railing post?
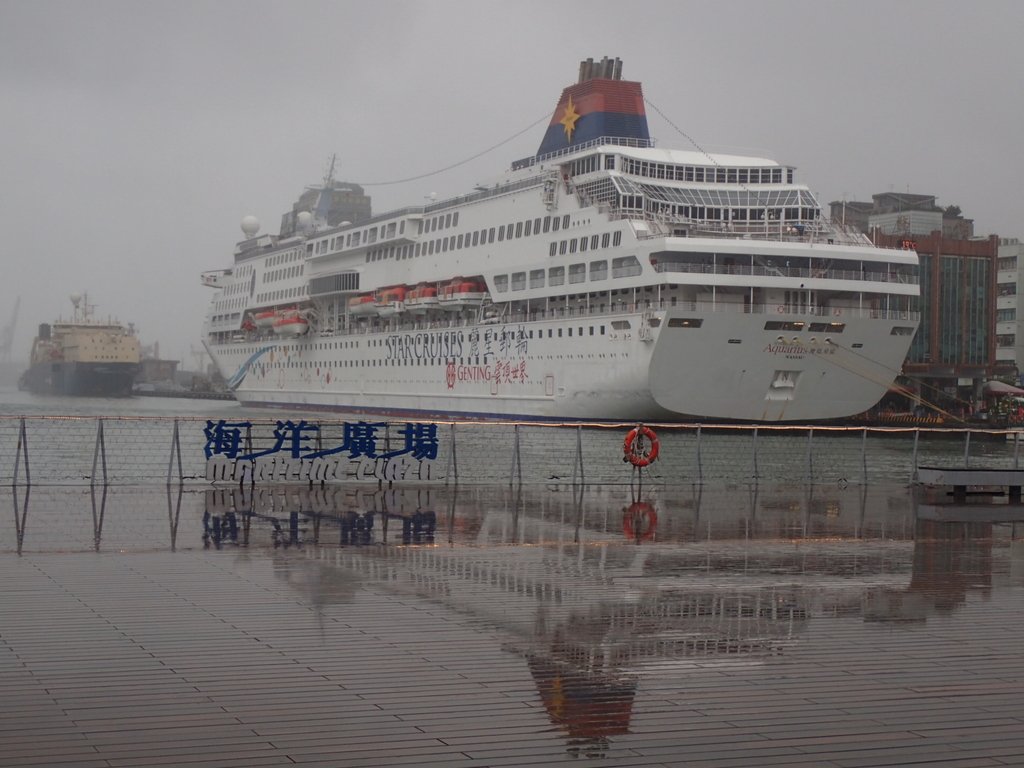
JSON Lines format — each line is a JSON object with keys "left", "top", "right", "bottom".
{"left": 445, "top": 422, "right": 458, "bottom": 485}
{"left": 752, "top": 427, "right": 759, "bottom": 480}
{"left": 570, "top": 425, "right": 585, "bottom": 486}
{"left": 91, "top": 419, "right": 107, "bottom": 487}
{"left": 1015, "top": 431, "right": 1020, "bottom": 470}
{"left": 806, "top": 427, "right": 814, "bottom": 484}
{"left": 862, "top": 428, "right": 868, "bottom": 486}
{"left": 696, "top": 426, "right": 703, "bottom": 483}
{"left": 509, "top": 424, "right": 522, "bottom": 486}
{"left": 910, "top": 428, "right": 920, "bottom": 485}
{"left": 167, "top": 419, "right": 183, "bottom": 485}
{"left": 963, "top": 430, "right": 971, "bottom": 469}
{"left": 13, "top": 417, "right": 30, "bottom": 487}
{"left": 383, "top": 422, "right": 393, "bottom": 490}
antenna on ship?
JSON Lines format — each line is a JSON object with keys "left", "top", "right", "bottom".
{"left": 70, "top": 293, "right": 83, "bottom": 322}
{"left": 323, "top": 154, "right": 337, "bottom": 188}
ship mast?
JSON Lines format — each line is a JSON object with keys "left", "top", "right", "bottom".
{"left": 322, "top": 154, "right": 337, "bottom": 188}
{"left": 69, "top": 292, "right": 98, "bottom": 324}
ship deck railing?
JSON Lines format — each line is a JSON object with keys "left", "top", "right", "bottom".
{"left": 617, "top": 213, "right": 886, "bottom": 249}
{"left": 512, "top": 136, "right": 657, "bottom": 170}
{"left": 651, "top": 261, "right": 920, "bottom": 286}
{"left": 237, "top": 301, "right": 919, "bottom": 343}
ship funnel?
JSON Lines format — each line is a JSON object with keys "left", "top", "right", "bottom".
{"left": 535, "top": 56, "right": 649, "bottom": 158}
{"left": 577, "top": 56, "right": 623, "bottom": 82}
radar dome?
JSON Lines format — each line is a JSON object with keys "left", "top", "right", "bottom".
{"left": 240, "top": 215, "right": 260, "bottom": 238}
{"left": 296, "top": 211, "right": 314, "bottom": 234}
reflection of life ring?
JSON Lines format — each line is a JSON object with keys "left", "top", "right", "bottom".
{"left": 833, "top": 308, "right": 842, "bottom": 316}
{"left": 623, "top": 502, "right": 657, "bottom": 540}
{"left": 777, "top": 305, "right": 785, "bottom": 313}
{"left": 623, "top": 425, "right": 660, "bottom": 467}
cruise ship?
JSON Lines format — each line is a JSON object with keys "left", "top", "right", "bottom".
{"left": 202, "top": 57, "right": 920, "bottom": 422}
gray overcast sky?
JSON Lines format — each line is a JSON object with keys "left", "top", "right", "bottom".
{"left": 1, "top": 0, "right": 1021, "bottom": 365}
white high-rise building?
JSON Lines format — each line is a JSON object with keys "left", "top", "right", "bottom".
{"left": 997, "top": 237, "right": 1024, "bottom": 383}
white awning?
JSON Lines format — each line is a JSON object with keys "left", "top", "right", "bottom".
{"left": 983, "top": 380, "right": 1024, "bottom": 395}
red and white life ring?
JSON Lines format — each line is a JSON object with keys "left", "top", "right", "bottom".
{"left": 623, "top": 425, "right": 660, "bottom": 467}
{"left": 623, "top": 502, "right": 657, "bottom": 541}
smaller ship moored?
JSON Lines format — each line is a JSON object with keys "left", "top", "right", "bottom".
{"left": 18, "top": 293, "right": 141, "bottom": 397}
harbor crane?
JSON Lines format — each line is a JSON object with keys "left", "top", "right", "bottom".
{"left": 0, "top": 296, "right": 20, "bottom": 363}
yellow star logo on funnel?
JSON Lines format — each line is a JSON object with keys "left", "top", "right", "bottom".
{"left": 560, "top": 96, "right": 581, "bottom": 142}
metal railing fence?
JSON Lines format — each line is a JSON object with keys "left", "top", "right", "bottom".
{"left": 3, "top": 415, "right": 1022, "bottom": 488}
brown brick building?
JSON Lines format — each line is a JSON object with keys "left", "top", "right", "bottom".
{"left": 872, "top": 230, "right": 1004, "bottom": 410}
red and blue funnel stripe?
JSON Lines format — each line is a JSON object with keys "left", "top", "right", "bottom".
{"left": 536, "top": 78, "right": 649, "bottom": 157}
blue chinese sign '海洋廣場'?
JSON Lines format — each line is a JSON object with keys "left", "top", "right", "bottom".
{"left": 203, "top": 420, "right": 439, "bottom": 462}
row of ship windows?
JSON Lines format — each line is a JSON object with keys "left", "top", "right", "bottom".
{"left": 256, "top": 286, "right": 306, "bottom": 303}
{"left": 618, "top": 158, "right": 791, "bottom": 185}
{"left": 229, "top": 323, "right": 632, "bottom": 357}
{"left": 342, "top": 220, "right": 405, "bottom": 250}
{"left": 223, "top": 279, "right": 249, "bottom": 296}
{"left": 315, "top": 218, "right": 415, "bottom": 255}
{"left": 308, "top": 177, "right": 625, "bottom": 258}
{"left": 213, "top": 297, "right": 247, "bottom": 312}
{"left": 422, "top": 211, "right": 459, "bottom": 234}
{"left": 255, "top": 349, "right": 633, "bottom": 370}
{"left": 263, "top": 264, "right": 304, "bottom": 283}
{"left": 548, "top": 232, "right": 623, "bottom": 258}
{"left": 365, "top": 214, "right": 583, "bottom": 263}
{"left": 643, "top": 204, "right": 817, "bottom": 222}
{"left": 494, "top": 254, "right": 640, "bottom": 292}
{"left": 267, "top": 249, "right": 303, "bottom": 267}
{"left": 233, "top": 340, "right": 363, "bottom": 356}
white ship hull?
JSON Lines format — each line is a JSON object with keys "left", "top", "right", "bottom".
{"left": 209, "top": 304, "right": 910, "bottom": 421}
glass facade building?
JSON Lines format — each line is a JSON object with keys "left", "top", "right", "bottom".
{"left": 875, "top": 231, "right": 999, "bottom": 384}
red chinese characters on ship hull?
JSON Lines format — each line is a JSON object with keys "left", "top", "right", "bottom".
{"left": 445, "top": 360, "right": 529, "bottom": 390}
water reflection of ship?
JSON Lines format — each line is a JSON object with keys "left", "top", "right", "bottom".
{"left": 527, "top": 655, "right": 636, "bottom": 758}
{"left": 194, "top": 482, "right": 1023, "bottom": 753}
{"left": 198, "top": 484, "right": 848, "bottom": 752}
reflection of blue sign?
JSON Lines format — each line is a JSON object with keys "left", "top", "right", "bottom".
{"left": 203, "top": 420, "right": 438, "bottom": 462}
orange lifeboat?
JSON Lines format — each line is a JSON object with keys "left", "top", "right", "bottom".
{"left": 253, "top": 310, "right": 277, "bottom": 328}
{"left": 375, "top": 285, "right": 407, "bottom": 317}
{"left": 405, "top": 283, "right": 438, "bottom": 314}
{"left": 439, "top": 278, "right": 487, "bottom": 311}
{"left": 348, "top": 294, "right": 377, "bottom": 316}
{"left": 272, "top": 312, "right": 309, "bottom": 337}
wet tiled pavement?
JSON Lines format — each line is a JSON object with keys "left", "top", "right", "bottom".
{"left": 2, "top": 482, "right": 1024, "bottom": 767}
